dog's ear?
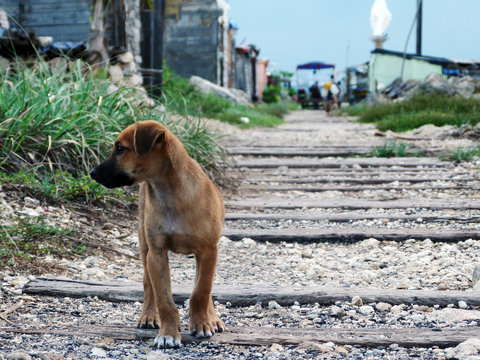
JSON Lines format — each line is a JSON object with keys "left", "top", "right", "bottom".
{"left": 134, "top": 122, "right": 166, "bottom": 157}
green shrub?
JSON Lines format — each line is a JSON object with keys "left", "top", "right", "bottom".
{"left": 353, "top": 93, "right": 480, "bottom": 132}
{"left": 262, "top": 84, "right": 282, "bottom": 103}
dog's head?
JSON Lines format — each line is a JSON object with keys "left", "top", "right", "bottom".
{"left": 90, "top": 121, "right": 167, "bottom": 188}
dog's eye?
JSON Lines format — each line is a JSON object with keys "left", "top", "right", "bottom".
{"left": 115, "top": 145, "right": 126, "bottom": 155}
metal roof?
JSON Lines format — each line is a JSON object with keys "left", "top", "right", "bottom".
{"left": 296, "top": 62, "right": 335, "bottom": 70}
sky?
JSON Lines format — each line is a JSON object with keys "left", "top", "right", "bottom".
{"left": 227, "top": 0, "right": 479, "bottom": 78}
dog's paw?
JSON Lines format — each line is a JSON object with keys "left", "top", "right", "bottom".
{"left": 189, "top": 316, "right": 225, "bottom": 338}
{"left": 137, "top": 312, "right": 160, "bottom": 329}
{"left": 153, "top": 335, "right": 182, "bottom": 349}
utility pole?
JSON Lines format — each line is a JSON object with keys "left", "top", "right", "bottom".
{"left": 416, "top": 0, "right": 423, "bottom": 55}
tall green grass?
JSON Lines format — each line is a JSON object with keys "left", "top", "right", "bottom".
{"left": 162, "top": 64, "right": 295, "bottom": 127}
{"left": 343, "top": 93, "right": 480, "bottom": 132}
{"left": 0, "top": 59, "right": 228, "bottom": 202}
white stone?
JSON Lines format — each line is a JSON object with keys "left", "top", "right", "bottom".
{"left": 108, "top": 64, "right": 124, "bottom": 84}
{"left": 359, "top": 238, "right": 380, "bottom": 249}
{"left": 91, "top": 347, "right": 107, "bottom": 358}
{"left": 117, "top": 51, "right": 134, "bottom": 64}
{"left": 125, "top": 74, "right": 143, "bottom": 87}
{"left": 446, "top": 338, "right": 480, "bottom": 359}
{"left": 189, "top": 76, "right": 250, "bottom": 106}
{"left": 459, "top": 301, "right": 468, "bottom": 309}
{"left": 375, "top": 302, "right": 392, "bottom": 312}
{"left": 268, "top": 301, "right": 281, "bottom": 310}
{"left": 351, "top": 295, "right": 363, "bottom": 306}
{"left": 330, "top": 305, "right": 346, "bottom": 317}
{"left": 358, "top": 305, "right": 374, "bottom": 315}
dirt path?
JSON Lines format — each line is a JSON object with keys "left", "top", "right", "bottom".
{"left": 3, "top": 110, "right": 480, "bottom": 359}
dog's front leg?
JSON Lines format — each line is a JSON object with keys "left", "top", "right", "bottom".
{"left": 189, "top": 246, "right": 225, "bottom": 338}
{"left": 137, "top": 221, "right": 160, "bottom": 329}
{"left": 146, "top": 246, "right": 181, "bottom": 349}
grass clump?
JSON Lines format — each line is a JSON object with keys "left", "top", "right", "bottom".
{"left": 162, "top": 64, "right": 295, "bottom": 127}
{"left": 450, "top": 146, "right": 480, "bottom": 162}
{"left": 0, "top": 169, "right": 134, "bottom": 204}
{"left": 370, "top": 141, "right": 408, "bottom": 157}
{"left": 0, "top": 59, "right": 227, "bottom": 203}
{"left": 344, "top": 93, "right": 480, "bottom": 132}
{"left": 0, "top": 217, "right": 80, "bottom": 267}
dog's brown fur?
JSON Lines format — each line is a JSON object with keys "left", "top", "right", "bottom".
{"left": 90, "top": 121, "right": 225, "bottom": 348}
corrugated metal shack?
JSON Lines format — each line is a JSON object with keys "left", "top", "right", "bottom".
{"left": 163, "top": 0, "right": 231, "bottom": 86}
{"left": 3, "top": 0, "right": 90, "bottom": 42}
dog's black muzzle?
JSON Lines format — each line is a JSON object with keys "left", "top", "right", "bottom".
{"left": 90, "top": 158, "right": 134, "bottom": 189}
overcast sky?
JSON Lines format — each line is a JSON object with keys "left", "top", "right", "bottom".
{"left": 228, "top": 0, "right": 479, "bottom": 75}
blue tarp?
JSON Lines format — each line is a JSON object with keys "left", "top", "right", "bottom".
{"left": 297, "top": 62, "right": 335, "bottom": 70}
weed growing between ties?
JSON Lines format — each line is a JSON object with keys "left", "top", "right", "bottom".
{"left": 450, "top": 146, "right": 480, "bottom": 162}
{"left": 342, "top": 93, "right": 480, "bottom": 132}
{"left": 369, "top": 141, "right": 408, "bottom": 157}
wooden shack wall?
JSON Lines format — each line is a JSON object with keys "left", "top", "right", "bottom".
{"left": 4, "top": 0, "right": 91, "bottom": 42}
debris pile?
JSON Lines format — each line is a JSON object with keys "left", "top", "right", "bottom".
{"left": 377, "top": 73, "right": 480, "bottom": 102}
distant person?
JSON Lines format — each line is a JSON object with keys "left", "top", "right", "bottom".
{"left": 309, "top": 81, "right": 321, "bottom": 100}
{"left": 323, "top": 75, "right": 339, "bottom": 115}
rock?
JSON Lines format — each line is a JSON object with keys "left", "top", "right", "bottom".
{"left": 90, "top": 347, "right": 107, "bottom": 358}
{"left": 359, "top": 238, "right": 380, "bottom": 250}
{"left": 446, "top": 338, "right": 480, "bottom": 359}
{"left": 270, "top": 344, "right": 283, "bottom": 352}
{"left": 472, "top": 266, "right": 480, "bottom": 288}
{"left": 120, "top": 61, "right": 137, "bottom": 76}
{"left": 108, "top": 65, "right": 124, "bottom": 84}
{"left": 268, "top": 301, "right": 281, "bottom": 310}
{"left": 351, "top": 295, "right": 363, "bottom": 306}
{"left": 117, "top": 51, "right": 134, "bottom": 64}
{"left": 428, "top": 308, "right": 480, "bottom": 323}
{"left": 6, "top": 352, "right": 31, "bottom": 360}
{"left": 0, "top": 8, "right": 9, "bottom": 29}
{"left": 84, "top": 256, "right": 98, "bottom": 266}
{"left": 459, "top": 301, "right": 468, "bottom": 309}
{"left": 299, "top": 341, "right": 332, "bottom": 353}
{"left": 189, "top": 76, "right": 250, "bottom": 106}
{"left": 330, "top": 305, "right": 346, "bottom": 317}
{"left": 358, "top": 305, "right": 375, "bottom": 315}
{"left": 36, "top": 354, "right": 65, "bottom": 360}
{"left": 125, "top": 74, "right": 143, "bottom": 87}
{"left": 455, "top": 76, "right": 475, "bottom": 98}
{"left": 375, "top": 302, "right": 392, "bottom": 312}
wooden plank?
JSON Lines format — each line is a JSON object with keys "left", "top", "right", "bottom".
{"left": 22, "top": 278, "right": 480, "bottom": 307}
{"left": 222, "top": 228, "right": 480, "bottom": 243}
{"left": 244, "top": 177, "right": 475, "bottom": 185}
{"left": 224, "top": 213, "right": 480, "bottom": 223}
{"left": 225, "top": 198, "right": 480, "bottom": 210}
{"left": 239, "top": 185, "right": 471, "bottom": 192}
{"left": 234, "top": 157, "right": 449, "bottom": 169}
{"left": 3, "top": 325, "right": 480, "bottom": 348}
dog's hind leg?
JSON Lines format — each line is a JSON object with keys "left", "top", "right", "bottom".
{"left": 189, "top": 246, "right": 225, "bottom": 338}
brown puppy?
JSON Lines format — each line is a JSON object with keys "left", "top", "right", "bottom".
{"left": 90, "top": 120, "right": 225, "bottom": 349}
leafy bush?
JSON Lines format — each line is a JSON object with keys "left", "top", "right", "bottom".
{"left": 262, "top": 84, "right": 282, "bottom": 103}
